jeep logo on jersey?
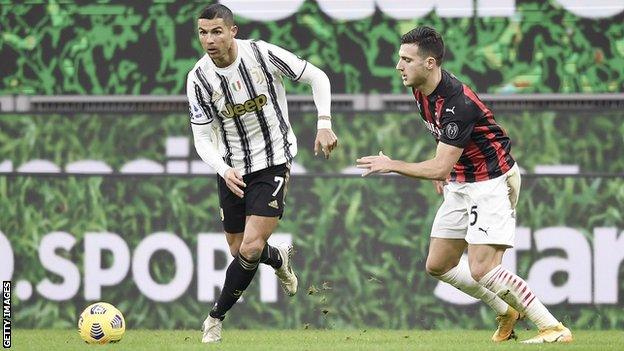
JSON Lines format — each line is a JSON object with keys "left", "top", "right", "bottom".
{"left": 221, "top": 94, "right": 268, "bottom": 118}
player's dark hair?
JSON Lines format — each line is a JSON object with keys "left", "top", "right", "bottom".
{"left": 401, "top": 26, "right": 444, "bottom": 66}
{"left": 199, "top": 4, "right": 235, "bottom": 26}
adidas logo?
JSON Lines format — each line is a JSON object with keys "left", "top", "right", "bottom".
{"left": 268, "top": 200, "right": 279, "bottom": 209}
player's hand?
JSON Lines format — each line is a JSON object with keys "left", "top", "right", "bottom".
{"left": 432, "top": 180, "right": 445, "bottom": 195}
{"left": 223, "top": 168, "right": 246, "bottom": 198}
{"left": 314, "top": 128, "right": 338, "bottom": 159}
{"left": 356, "top": 151, "right": 394, "bottom": 177}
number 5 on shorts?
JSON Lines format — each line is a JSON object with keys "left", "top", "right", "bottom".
{"left": 469, "top": 205, "right": 478, "bottom": 226}
{"left": 272, "top": 176, "right": 284, "bottom": 197}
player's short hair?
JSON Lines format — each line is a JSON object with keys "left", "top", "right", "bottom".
{"left": 198, "top": 4, "right": 235, "bottom": 26}
{"left": 401, "top": 26, "right": 444, "bottom": 66}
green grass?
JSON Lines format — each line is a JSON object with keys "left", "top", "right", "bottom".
{"left": 11, "top": 329, "right": 624, "bottom": 351}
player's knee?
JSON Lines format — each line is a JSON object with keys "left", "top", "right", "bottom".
{"left": 425, "top": 259, "right": 450, "bottom": 278}
{"left": 228, "top": 245, "right": 239, "bottom": 258}
{"left": 469, "top": 265, "right": 489, "bottom": 282}
{"left": 239, "top": 241, "right": 264, "bottom": 261}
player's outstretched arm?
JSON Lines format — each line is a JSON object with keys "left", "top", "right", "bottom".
{"left": 298, "top": 63, "right": 337, "bottom": 159}
{"left": 356, "top": 142, "right": 463, "bottom": 180}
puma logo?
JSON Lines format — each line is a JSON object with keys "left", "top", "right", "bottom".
{"left": 445, "top": 106, "right": 456, "bottom": 114}
{"left": 478, "top": 227, "right": 489, "bottom": 235}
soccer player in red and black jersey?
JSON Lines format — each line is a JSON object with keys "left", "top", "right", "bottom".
{"left": 357, "top": 26, "right": 572, "bottom": 344}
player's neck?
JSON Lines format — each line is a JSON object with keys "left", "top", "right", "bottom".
{"left": 212, "top": 40, "right": 238, "bottom": 68}
{"left": 419, "top": 68, "right": 442, "bottom": 96}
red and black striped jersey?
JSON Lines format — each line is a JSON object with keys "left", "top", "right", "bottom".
{"left": 412, "top": 70, "right": 515, "bottom": 182}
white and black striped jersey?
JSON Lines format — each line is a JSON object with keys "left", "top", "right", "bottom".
{"left": 186, "top": 39, "right": 307, "bottom": 175}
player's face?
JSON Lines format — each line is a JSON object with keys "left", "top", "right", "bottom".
{"left": 197, "top": 18, "right": 237, "bottom": 61}
{"left": 396, "top": 44, "right": 435, "bottom": 88}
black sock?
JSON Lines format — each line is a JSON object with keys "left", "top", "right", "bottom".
{"left": 209, "top": 253, "right": 259, "bottom": 320}
{"left": 259, "top": 244, "right": 283, "bottom": 269}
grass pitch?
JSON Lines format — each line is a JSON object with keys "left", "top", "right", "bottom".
{"left": 11, "top": 329, "right": 624, "bottom": 351}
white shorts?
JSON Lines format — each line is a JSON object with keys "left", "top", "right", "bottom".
{"left": 430, "top": 163, "right": 521, "bottom": 247}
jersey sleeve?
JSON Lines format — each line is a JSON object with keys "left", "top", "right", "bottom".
{"left": 438, "top": 94, "right": 478, "bottom": 148}
{"left": 186, "top": 70, "right": 214, "bottom": 125}
{"left": 257, "top": 40, "right": 308, "bottom": 81}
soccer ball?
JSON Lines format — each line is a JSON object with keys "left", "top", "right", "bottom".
{"left": 78, "top": 302, "right": 125, "bottom": 344}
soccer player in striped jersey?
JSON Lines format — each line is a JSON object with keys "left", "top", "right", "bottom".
{"left": 187, "top": 4, "right": 338, "bottom": 343}
{"left": 357, "top": 26, "right": 572, "bottom": 344}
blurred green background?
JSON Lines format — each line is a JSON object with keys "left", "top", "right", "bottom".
{"left": 1, "top": 0, "right": 623, "bottom": 95}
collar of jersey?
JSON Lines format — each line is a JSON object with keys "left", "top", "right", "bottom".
{"left": 428, "top": 69, "right": 451, "bottom": 99}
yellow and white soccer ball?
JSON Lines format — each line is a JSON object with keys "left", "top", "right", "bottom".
{"left": 78, "top": 302, "right": 125, "bottom": 344}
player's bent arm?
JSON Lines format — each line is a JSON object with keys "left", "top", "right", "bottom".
{"left": 191, "top": 123, "right": 231, "bottom": 178}
{"left": 391, "top": 142, "right": 463, "bottom": 180}
{"left": 297, "top": 62, "right": 331, "bottom": 123}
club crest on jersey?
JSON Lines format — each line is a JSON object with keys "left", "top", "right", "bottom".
{"left": 230, "top": 80, "right": 242, "bottom": 92}
{"left": 221, "top": 94, "right": 267, "bottom": 118}
{"left": 445, "top": 122, "right": 459, "bottom": 139}
{"left": 251, "top": 66, "right": 266, "bottom": 85}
